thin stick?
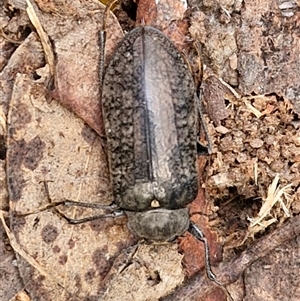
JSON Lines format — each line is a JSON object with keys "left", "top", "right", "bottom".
{"left": 26, "top": 0, "right": 55, "bottom": 76}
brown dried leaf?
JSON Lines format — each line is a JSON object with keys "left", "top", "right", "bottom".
{"left": 0, "top": 33, "right": 44, "bottom": 116}
{"left": 7, "top": 73, "right": 131, "bottom": 300}
{"left": 0, "top": 219, "right": 23, "bottom": 300}
{"left": 29, "top": 0, "right": 124, "bottom": 136}
{"left": 99, "top": 244, "right": 185, "bottom": 301}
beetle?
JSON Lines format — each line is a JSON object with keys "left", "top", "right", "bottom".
{"left": 97, "top": 2, "right": 237, "bottom": 295}
{"left": 99, "top": 23, "right": 234, "bottom": 299}
{"left": 101, "top": 25, "right": 202, "bottom": 241}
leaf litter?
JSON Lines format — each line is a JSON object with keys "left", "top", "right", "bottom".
{"left": 2, "top": 0, "right": 300, "bottom": 300}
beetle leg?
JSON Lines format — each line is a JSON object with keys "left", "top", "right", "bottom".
{"left": 15, "top": 181, "right": 123, "bottom": 224}
{"left": 188, "top": 221, "right": 234, "bottom": 301}
{"left": 59, "top": 210, "right": 125, "bottom": 225}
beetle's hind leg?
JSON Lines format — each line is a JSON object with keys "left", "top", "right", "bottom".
{"left": 15, "top": 181, "right": 124, "bottom": 224}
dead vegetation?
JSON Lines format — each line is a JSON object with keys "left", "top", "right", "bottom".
{"left": 0, "top": 0, "right": 300, "bottom": 301}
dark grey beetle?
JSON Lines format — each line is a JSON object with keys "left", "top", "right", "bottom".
{"left": 101, "top": 25, "right": 233, "bottom": 299}
{"left": 102, "top": 26, "right": 202, "bottom": 241}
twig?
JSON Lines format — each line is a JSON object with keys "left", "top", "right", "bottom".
{"left": 26, "top": 0, "right": 55, "bottom": 76}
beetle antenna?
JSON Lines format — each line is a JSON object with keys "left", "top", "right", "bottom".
{"left": 100, "top": 0, "right": 119, "bottom": 83}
